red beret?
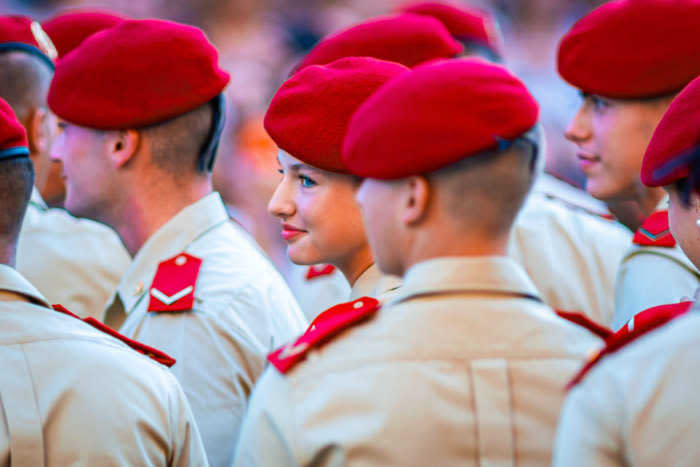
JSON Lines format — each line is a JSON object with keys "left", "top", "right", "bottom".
{"left": 558, "top": 0, "right": 700, "bottom": 99}
{"left": 43, "top": 10, "right": 124, "bottom": 58}
{"left": 48, "top": 19, "right": 230, "bottom": 130}
{"left": 0, "top": 15, "right": 57, "bottom": 66}
{"left": 342, "top": 58, "right": 539, "bottom": 179}
{"left": 399, "top": 2, "right": 502, "bottom": 56}
{"left": 0, "top": 97, "right": 29, "bottom": 160}
{"left": 265, "top": 57, "right": 408, "bottom": 173}
{"left": 295, "top": 14, "right": 462, "bottom": 72}
{"left": 641, "top": 76, "right": 700, "bottom": 187}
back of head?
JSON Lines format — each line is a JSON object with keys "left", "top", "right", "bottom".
{"left": 343, "top": 58, "right": 539, "bottom": 234}
{"left": 294, "top": 13, "right": 462, "bottom": 72}
{"left": 0, "top": 15, "right": 55, "bottom": 121}
{"left": 0, "top": 98, "right": 34, "bottom": 262}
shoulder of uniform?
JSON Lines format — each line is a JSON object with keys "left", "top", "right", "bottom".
{"left": 542, "top": 192, "right": 616, "bottom": 222}
{"left": 305, "top": 264, "right": 337, "bottom": 281}
{"left": 567, "top": 301, "right": 692, "bottom": 390}
{"left": 148, "top": 252, "right": 203, "bottom": 312}
{"left": 555, "top": 309, "right": 612, "bottom": 340}
{"left": 268, "top": 297, "right": 380, "bottom": 374}
{"left": 633, "top": 210, "right": 676, "bottom": 247}
{"left": 52, "top": 304, "right": 176, "bottom": 367}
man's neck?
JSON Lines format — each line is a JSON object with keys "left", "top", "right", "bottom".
{"left": 109, "top": 179, "right": 212, "bottom": 257}
{"left": 606, "top": 187, "right": 666, "bottom": 232}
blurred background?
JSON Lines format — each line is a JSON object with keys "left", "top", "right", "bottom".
{"left": 2, "top": 0, "right": 605, "bottom": 270}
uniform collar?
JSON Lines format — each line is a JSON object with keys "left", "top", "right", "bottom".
{"left": 654, "top": 194, "right": 670, "bottom": 213}
{"left": 0, "top": 264, "right": 50, "bottom": 307}
{"left": 29, "top": 187, "right": 48, "bottom": 212}
{"left": 116, "top": 192, "right": 229, "bottom": 312}
{"left": 388, "top": 256, "right": 542, "bottom": 306}
{"left": 350, "top": 263, "right": 401, "bottom": 301}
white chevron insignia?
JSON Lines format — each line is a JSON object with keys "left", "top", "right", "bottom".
{"left": 150, "top": 286, "right": 193, "bottom": 305}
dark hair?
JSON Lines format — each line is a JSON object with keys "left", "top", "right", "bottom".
{"left": 0, "top": 157, "right": 34, "bottom": 242}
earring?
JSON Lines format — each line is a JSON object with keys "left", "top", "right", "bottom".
{"left": 696, "top": 219, "right": 700, "bottom": 227}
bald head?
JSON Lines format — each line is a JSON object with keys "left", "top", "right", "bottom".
{"left": 427, "top": 137, "right": 537, "bottom": 237}
{"left": 0, "top": 51, "right": 52, "bottom": 122}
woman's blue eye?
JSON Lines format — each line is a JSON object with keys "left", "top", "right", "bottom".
{"left": 591, "top": 96, "right": 609, "bottom": 111}
{"left": 299, "top": 175, "right": 316, "bottom": 188}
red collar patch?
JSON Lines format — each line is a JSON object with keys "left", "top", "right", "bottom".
{"left": 305, "top": 264, "right": 336, "bottom": 281}
{"left": 633, "top": 210, "right": 676, "bottom": 247}
{"left": 52, "top": 304, "right": 176, "bottom": 367}
{"left": 148, "top": 253, "right": 202, "bottom": 312}
{"left": 567, "top": 300, "right": 692, "bottom": 389}
{"left": 555, "top": 309, "right": 612, "bottom": 340}
{"left": 268, "top": 297, "right": 380, "bottom": 374}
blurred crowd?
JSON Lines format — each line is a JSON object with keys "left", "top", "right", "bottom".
{"left": 4, "top": 0, "right": 604, "bottom": 271}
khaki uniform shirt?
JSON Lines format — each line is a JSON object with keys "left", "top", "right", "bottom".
{"left": 349, "top": 263, "right": 401, "bottom": 303}
{"left": 16, "top": 188, "right": 129, "bottom": 320}
{"left": 510, "top": 190, "right": 631, "bottom": 326}
{"left": 234, "top": 256, "right": 601, "bottom": 466}
{"left": 104, "top": 192, "right": 307, "bottom": 467}
{"left": 0, "top": 265, "right": 207, "bottom": 466}
{"left": 285, "top": 263, "right": 351, "bottom": 321}
{"left": 612, "top": 199, "right": 700, "bottom": 330}
{"left": 554, "top": 308, "right": 700, "bottom": 467}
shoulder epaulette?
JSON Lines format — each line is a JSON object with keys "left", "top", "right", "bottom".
{"left": 633, "top": 210, "right": 676, "bottom": 247}
{"left": 567, "top": 301, "right": 692, "bottom": 389}
{"left": 555, "top": 309, "right": 612, "bottom": 340}
{"left": 52, "top": 304, "right": 176, "bottom": 367}
{"left": 148, "top": 252, "right": 202, "bottom": 312}
{"left": 305, "top": 264, "right": 336, "bottom": 281}
{"left": 268, "top": 297, "right": 380, "bottom": 374}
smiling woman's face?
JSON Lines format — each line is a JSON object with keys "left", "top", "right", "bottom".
{"left": 267, "top": 151, "right": 369, "bottom": 267}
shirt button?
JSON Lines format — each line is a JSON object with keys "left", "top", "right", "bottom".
{"left": 175, "top": 255, "right": 187, "bottom": 266}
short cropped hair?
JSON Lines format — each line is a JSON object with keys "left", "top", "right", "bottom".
{"left": 0, "top": 158, "right": 34, "bottom": 244}
{"left": 0, "top": 51, "right": 52, "bottom": 121}
{"left": 141, "top": 100, "right": 214, "bottom": 175}
{"left": 427, "top": 132, "right": 538, "bottom": 236}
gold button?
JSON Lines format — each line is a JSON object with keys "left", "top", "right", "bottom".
{"left": 175, "top": 255, "right": 187, "bottom": 266}
{"left": 353, "top": 301, "right": 364, "bottom": 309}
{"left": 134, "top": 282, "right": 144, "bottom": 295}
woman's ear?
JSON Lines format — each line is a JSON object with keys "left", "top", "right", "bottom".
{"left": 107, "top": 129, "right": 140, "bottom": 167}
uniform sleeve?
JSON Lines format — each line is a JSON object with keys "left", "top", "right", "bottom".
{"left": 167, "top": 372, "right": 209, "bottom": 467}
{"left": 233, "top": 367, "right": 298, "bottom": 467}
{"left": 552, "top": 367, "right": 625, "bottom": 467}
{"left": 612, "top": 252, "right": 699, "bottom": 331}
{"left": 131, "top": 308, "right": 266, "bottom": 467}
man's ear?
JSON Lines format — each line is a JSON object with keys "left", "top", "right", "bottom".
{"left": 106, "top": 129, "right": 140, "bottom": 168}
{"left": 401, "top": 175, "right": 430, "bottom": 226}
{"left": 25, "top": 108, "right": 47, "bottom": 155}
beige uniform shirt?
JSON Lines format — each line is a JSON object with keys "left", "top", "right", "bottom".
{"left": 0, "top": 265, "right": 207, "bottom": 466}
{"left": 104, "top": 192, "right": 307, "bottom": 467}
{"left": 16, "top": 188, "right": 129, "bottom": 320}
{"left": 349, "top": 263, "right": 401, "bottom": 302}
{"left": 554, "top": 308, "right": 700, "bottom": 467}
{"left": 612, "top": 200, "right": 700, "bottom": 330}
{"left": 510, "top": 190, "right": 631, "bottom": 326}
{"left": 234, "top": 256, "right": 601, "bottom": 466}
{"left": 285, "top": 263, "right": 351, "bottom": 321}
